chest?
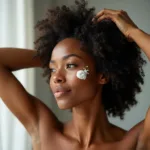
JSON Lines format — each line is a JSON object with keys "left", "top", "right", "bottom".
{"left": 34, "top": 135, "right": 137, "bottom": 150}
{"left": 38, "top": 142, "right": 120, "bottom": 150}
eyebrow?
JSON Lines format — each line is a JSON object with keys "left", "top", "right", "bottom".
{"left": 50, "top": 54, "right": 83, "bottom": 63}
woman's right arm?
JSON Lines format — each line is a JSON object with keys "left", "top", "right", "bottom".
{"left": 0, "top": 48, "right": 59, "bottom": 138}
{"left": 0, "top": 48, "right": 41, "bottom": 71}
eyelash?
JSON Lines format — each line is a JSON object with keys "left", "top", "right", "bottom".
{"left": 49, "top": 64, "right": 78, "bottom": 73}
{"left": 66, "top": 64, "right": 78, "bottom": 69}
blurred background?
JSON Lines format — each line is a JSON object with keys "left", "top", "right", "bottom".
{"left": 0, "top": 0, "right": 150, "bottom": 150}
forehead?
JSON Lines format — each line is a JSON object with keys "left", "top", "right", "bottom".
{"left": 51, "top": 38, "right": 87, "bottom": 60}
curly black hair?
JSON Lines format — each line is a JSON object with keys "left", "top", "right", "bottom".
{"left": 34, "top": 0, "right": 146, "bottom": 119}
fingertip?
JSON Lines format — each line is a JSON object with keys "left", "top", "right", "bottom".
{"left": 92, "top": 16, "right": 98, "bottom": 23}
{"left": 97, "top": 17, "right": 103, "bottom": 22}
{"left": 92, "top": 18, "right": 95, "bottom": 22}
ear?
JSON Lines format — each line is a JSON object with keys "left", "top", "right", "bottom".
{"left": 97, "top": 73, "right": 109, "bottom": 85}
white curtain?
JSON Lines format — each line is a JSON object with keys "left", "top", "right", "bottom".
{"left": 0, "top": 0, "right": 34, "bottom": 150}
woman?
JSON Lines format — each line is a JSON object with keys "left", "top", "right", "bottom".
{"left": 0, "top": 0, "right": 150, "bottom": 149}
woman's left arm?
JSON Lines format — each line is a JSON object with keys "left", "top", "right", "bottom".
{"left": 129, "top": 28, "right": 150, "bottom": 61}
{"left": 93, "top": 9, "right": 150, "bottom": 61}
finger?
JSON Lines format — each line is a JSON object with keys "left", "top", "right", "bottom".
{"left": 95, "top": 8, "right": 119, "bottom": 18}
{"left": 92, "top": 9, "right": 121, "bottom": 22}
{"left": 92, "top": 9, "right": 115, "bottom": 22}
{"left": 96, "top": 14, "right": 113, "bottom": 22}
{"left": 92, "top": 17, "right": 97, "bottom": 22}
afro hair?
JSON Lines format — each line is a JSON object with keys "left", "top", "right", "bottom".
{"left": 34, "top": 0, "right": 146, "bottom": 119}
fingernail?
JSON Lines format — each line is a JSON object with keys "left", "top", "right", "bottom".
{"left": 92, "top": 15, "right": 97, "bottom": 20}
{"left": 92, "top": 18, "right": 95, "bottom": 22}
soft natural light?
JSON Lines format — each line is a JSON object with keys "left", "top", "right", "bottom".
{"left": 0, "top": 0, "right": 34, "bottom": 150}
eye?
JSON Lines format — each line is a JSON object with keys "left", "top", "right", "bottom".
{"left": 66, "top": 64, "right": 77, "bottom": 69}
{"left": 49, "top": 68, "right": 56, "bottom": 73}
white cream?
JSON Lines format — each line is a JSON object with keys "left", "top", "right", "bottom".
{"left": 76, "top": 66, "right": 89, "bottom": 80}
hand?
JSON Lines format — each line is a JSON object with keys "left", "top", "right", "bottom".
{"left": 92, "top": 9, "right": 138, "bottom": 41}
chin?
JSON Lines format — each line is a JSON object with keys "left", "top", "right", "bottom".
{"left": 57, "top": 100, "right": 73, "bottom": 110}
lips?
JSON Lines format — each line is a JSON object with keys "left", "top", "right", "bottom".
{"left": 53, "top": 86, "right": 71, "bottom": 98}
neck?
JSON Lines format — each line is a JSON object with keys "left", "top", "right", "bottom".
{"left": 70, "top": 92, "right": 114, "bottom": 148}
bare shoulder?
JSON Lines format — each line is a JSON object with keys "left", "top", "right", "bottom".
{"left": 37, "top": 100, "right": 63, "bottom": 139}
{"left": 29, "top": 98, "right": 64, "bottom": 150}
{"left": 109, "top": 123, "right": 127, "bottom": 140}
{"left": 37, "top": 100, "right": 63, "bottom": 130}
{"left": 121, "top": 108, "right": 150, "bottom": 149}
{"left": 125, "top": 120, "right": 144, "bottom": 138}
{"left": 121, "top": 120, "right": 144, "bottom": 149}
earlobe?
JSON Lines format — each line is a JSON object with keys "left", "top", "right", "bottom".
{"left": 98, "top": 74, "right": 109, "bottom": 84}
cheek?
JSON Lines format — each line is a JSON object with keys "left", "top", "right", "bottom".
{"left": 67, "top": 71, "right": 98, "bottom": 98}
{"left": 49, "top": 78, "right": 53, "bottom": 89}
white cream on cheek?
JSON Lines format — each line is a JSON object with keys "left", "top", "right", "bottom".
{"left": 76, "top": 66, "right": 89, "bottom": 80}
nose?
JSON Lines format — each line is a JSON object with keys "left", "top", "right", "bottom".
{"left": 53, "top": 71, "right": 66, "bottom": 84}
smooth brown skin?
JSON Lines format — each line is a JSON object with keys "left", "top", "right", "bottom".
{"left": 0, "top": 9, "right": 150, "bottom": 150}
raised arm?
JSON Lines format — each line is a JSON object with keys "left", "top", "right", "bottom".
{"left": 92, "top": 9, "right": 150, "bottom": 61}
{"left": 0, "top": 48, "right": 60, "bottom": 138}
{"left": 129, "top": 29, "right": 150, "bottom": 61}
{"left": 0, "top": 48, "right": 41, "bottom": 71}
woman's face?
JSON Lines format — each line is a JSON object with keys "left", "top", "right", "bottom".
{"left": 49, "top": 38, "right": 102, "bottom": 110}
